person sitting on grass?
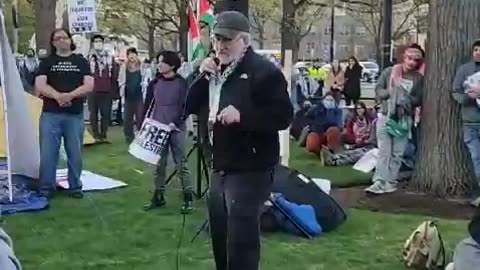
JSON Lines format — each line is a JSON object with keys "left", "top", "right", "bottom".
{"left": 0, "top": 227, "right": 21, "bottom": 270}
{"left": 342, "top": 102, "right": 374, "bottom": 148}
{"left": 446, "top": 208, "right": 480, "bottom": 270}
{"left": 320, "top": 102, "right": 376, "bottom": 166}
{"left": 299, "top": 92, "right": 343, "bottom": 154}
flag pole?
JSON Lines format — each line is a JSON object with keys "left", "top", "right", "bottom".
{"left": 0, "top": 0, "right": 14, "bottom": 202}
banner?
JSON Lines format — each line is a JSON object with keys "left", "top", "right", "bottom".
{"left": 67, "top": 0, "right": 97, "bottom": 33}
{"left": 0, "top": 10, "right": 40, "bottom": 180}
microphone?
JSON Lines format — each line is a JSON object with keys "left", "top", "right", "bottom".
{"left": 181, "top": 57, "right": 220, "bottom": 121}
{"left": 189, "top": 57, "right": 220, "bottom": 87}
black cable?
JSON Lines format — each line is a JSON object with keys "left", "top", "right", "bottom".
{"left": 176, "top": 212, "right": 187, "bottom": 270}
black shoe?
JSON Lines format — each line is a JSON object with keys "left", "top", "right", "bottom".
{"left": 181, "top": 192, "right": 193, "bottom": 214}
{"left": 144, "top": 190, "right": 166, "bottom": 211}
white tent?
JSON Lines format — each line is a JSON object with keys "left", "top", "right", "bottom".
{"left": 0, "top": 5, "right": 40, "bottom": 201}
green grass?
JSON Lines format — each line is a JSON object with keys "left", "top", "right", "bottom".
{"left": 3, "top": 127, "right": 468, "bottom": 270}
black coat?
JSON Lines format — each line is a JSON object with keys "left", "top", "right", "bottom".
{"left": 185, "top": 47, "right": 294, "bottom": 172}
{"left": 343, "top": 64, "right": 363, "bottom": 100}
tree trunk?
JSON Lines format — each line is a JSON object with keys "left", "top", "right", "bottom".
{"left": 147, "top": 25, "right": 155, "bottom": 60}
{"left": 411, "top": 0, "right": 480, "bottom": 198}
{"left": 281, "top": 0, "right": 295, "bottom": 65}
{"left": 34, "top": 0, "right": 56, "bottom": 56}
{"left": 258, "top": 27, "right": 264, "bottom": 49}
{"left": 179, "top": 0, "right": 188, "bottom": 57}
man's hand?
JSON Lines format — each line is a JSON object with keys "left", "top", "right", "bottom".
{"left": 466, "top": 86, "right": 480, "bottom": 99}
{"left": 217, "top": 105, "right": 240, "bottom": 125}
{"left": 55, "top": 93, "right": 74, "bottom": 107}
{"left": 199, "top": 57, "right": 220, "bottom": 76}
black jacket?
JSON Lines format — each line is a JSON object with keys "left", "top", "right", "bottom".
{"left": 185, "top": 47, "right": 293, "bottom": 172}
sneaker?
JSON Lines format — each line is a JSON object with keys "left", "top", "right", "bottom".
{"left": 321, "top": 146, "right": 335, "bottom": 166}
{"left": 445, "top": 263, "right": 454, "bottom": 270}
{"left": 382, "top": 182, "right": 398, "bottom": 194}
{"left": 470, "top": 196, "right": 480, "bottom": 207}
{"left": 365, "top": 181, "right": 385, "bottom": 194}
{"left": 144, "top": 190, "right": 166, "bottom": 211}
{"left": 181, "top": 192, "right": 194, "bottom": 214}
{"left": 298, "top": 126, "right": 310, "bottom": 147}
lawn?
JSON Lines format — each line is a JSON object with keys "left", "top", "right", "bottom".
{"left": 3, "top": 127, "right": 469, "bottom": 270}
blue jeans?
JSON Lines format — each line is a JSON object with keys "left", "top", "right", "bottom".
{"left": 39, "top": 112, "right": 84, "bottom": 192}
{"left": 464, "top": 126, "right": 480, "bottom": 186}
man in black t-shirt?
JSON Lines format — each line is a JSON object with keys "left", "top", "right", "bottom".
{"left": 35, "top": 29, "right": 94, "bottom": 199}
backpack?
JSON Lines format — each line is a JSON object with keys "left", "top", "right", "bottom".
{"left": 402, "top": 221, "right": 446, "bottom": 270}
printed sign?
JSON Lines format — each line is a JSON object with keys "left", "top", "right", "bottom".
{"left": 68, "top": 0, "right": 97, "bottom": 33}
{"left": 129, "top": 119, "right": 171, "bottom": 165}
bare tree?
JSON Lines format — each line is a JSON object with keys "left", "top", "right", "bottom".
{"left": 250, "top": 0, "right": 279, "bottom": 49}
{"left": 412, "top": 0, "right": 480, "bottom": 197}
{"left": 344, "top": 0, "right": 427, "bottom": 62}
{"left": 281, "top": 0, "right": 327, "bottom": 64}
{"left": 100, "top": 0, "right": 188, "bottom": 58}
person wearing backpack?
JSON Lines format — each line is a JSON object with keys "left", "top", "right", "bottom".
{"left": 449, "top": 209, "right": 480, "bottom": 270}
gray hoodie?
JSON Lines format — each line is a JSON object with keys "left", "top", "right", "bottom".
{"left": 452, "top": 61, "right": 480, "bottom": 125}
{"left": 0, "top": 228, "right": 21, "bottom": 270}
{"left": 375, "top": 66, "right": 423, "bottom": 117}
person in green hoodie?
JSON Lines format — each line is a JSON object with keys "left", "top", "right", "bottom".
{"left": 365, "top": 44, "right": 424, "bottom": 194}
{"left": 452, "top": 40, "right": 480, "bottom": 206}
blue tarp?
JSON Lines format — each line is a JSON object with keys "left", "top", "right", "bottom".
{"left": 0, "top": 174, "right": 48, "bottom": 216}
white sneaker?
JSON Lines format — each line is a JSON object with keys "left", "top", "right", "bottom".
{"left": 445, "top": 262, "right": 454, "bottom": 270}
{"left": 365, "top": 181, "right": 385, "bottom": 194}
{"left": 470, "top": 196, "right": 480, "bottom": 207}
{"left": 382, "top": 182, "right": 398, "bottom": 194}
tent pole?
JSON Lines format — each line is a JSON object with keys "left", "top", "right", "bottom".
{"left": 0, "top": 0, "right": 14, "bottom": 202}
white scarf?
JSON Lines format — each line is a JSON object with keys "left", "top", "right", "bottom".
{"left": 208, "top": 48, "right": 248, "bottom": 144}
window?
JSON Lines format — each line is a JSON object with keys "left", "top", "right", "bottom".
{"left": 324, "top": 27, "right": 331, "bottom": 35}
{"left": 356, "top": 26, "right": 366, "bottom": 35}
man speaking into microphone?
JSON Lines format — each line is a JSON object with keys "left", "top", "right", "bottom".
{"left": 185, "top": 11, "right": 293, "bottom": 270}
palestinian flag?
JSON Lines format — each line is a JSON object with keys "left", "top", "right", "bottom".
{"left": 188, "top": 2, "right": 205, "bottom": 61}
{"left": 198, "top": 0, "right": 215, "bottom": 26}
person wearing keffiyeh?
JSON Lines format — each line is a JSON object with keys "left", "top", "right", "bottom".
{"left": 365, "top": 44, "right": 424, "bottom": 195}
{"left": 87, "top": 34, "right": 119, "bottom": 143}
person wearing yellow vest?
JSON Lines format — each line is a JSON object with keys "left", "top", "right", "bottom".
{"left": 308, "top": 63, "right": 326, "bottom": 96}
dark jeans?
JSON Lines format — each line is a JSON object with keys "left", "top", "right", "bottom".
{"left": 207, "top": 169, "right": 273, "bottom": 270}
{"left": 88, "top": 92, "right": 112, "bottom": 140}
{"left": 39, "top": 112, "right": 84, "bottom": 192}
{"left": 154, "top": 130, "right": 193, "bottom": 192}
{"left": 123, "top": 98, "right": 144, "bottom": 143}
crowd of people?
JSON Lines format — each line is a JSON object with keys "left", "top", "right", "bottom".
{"left": 289, "top": 40, "right": 480, "bottom": 270}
